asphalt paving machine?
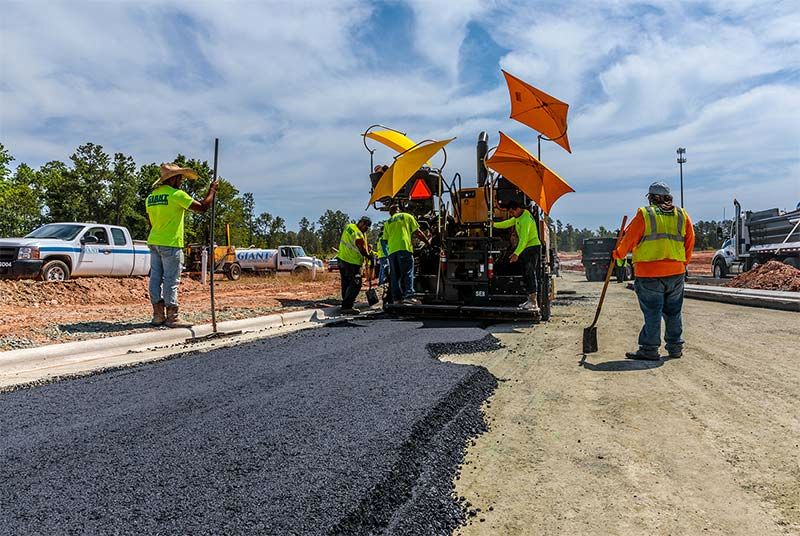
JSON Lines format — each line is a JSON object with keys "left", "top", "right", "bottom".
{"left": 365, "top": 129, "right": 559, "bottom": 321}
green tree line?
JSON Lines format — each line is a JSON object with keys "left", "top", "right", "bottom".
{"left": 0, "top": 142, "right": 730, "bottom": 255}
{"left": 0, "top": 142, "right": 354, "bottom": 257}
{"left": 553, "top": 217, "right": 730, "bottom": 252}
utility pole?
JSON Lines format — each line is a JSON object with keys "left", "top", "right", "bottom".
{"left": 676, "top": 147, "right": 686, "bottom": 208}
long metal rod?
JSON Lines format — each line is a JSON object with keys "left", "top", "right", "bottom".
{"left": 209, "top": 138, "right": 219, "bottom": 333}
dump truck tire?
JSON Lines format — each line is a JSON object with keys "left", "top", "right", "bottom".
{"left": 713, "top": 259, "right": 727, "bottom": 279}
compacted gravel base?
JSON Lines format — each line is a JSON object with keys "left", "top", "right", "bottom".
{"left": 0, "top": 318, "right": 498, "bottom": 535}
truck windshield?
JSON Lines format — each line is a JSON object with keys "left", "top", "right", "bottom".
{"left": 292, "top": 247, "right": 306, "bottom": 257}
{"left": 25, "top": 224, "right": 84, "bottom": 240}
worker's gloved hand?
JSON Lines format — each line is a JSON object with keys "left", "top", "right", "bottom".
{"left": 615, "top": 258, "right": 625, "bottom": 267}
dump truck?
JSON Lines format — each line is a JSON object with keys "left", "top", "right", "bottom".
{"left": 581, "top": 237, "right": 633, "bottom": 282}
{"left": 712, "top": 199, "right": 800, "bottom": 278}
{"left": 366, "top": 131, "right": 560, "bottom": 321}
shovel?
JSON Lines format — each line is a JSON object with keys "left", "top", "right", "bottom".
{"left": 365, "top": 260, "right": 379, "bottom": 306}
{"left": 582, "top": 215, "right": 627, "bottom": 354}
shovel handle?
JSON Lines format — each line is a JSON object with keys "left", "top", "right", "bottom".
{"left": 589, "top": 215, "right": 628, "bottom": 329}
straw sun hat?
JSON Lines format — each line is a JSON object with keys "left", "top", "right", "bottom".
{"left": 152, "top": 163, "right": 199, "bottom": 188}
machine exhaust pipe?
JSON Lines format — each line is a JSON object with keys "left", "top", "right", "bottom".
{"left": 477, "top": 131, "right": 489, "bottom": 186}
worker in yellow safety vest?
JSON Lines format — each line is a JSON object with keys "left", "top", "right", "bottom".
{"left": 336, "top": 216, "right": 371, "bottom": 315}
{"left": 382, "top": 204, "right": 431, "bottom": 304}
{"left": 493, "top": 200, "right": 541, "bottom": 311}
{"left": 374, "top": 229, "right": 389, "bottom": 285}
{"left": 613, "top": 181, "right": 695, "bottom": 361}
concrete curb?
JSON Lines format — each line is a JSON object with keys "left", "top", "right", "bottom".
{"left": 625, "top": 282, "right": 800, "bottom": 312}
{"left": 683, "top": 284, "right": 800, "bottom": 312}
{"left": 0, "top": 305, "right": 354, "bottom": 366}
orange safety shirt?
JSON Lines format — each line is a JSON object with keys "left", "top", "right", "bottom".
{"left": 613, "top": 208, "right": 695, "bottom": 278}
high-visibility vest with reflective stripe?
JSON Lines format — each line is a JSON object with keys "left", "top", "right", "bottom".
{"left": 632, "top": 205, "right": 687, "bottom": 263}
{"left": 337, "top": 223, "right": 365, "bottom": 265}
{"left": 374, "top": 242, "right": 385, "bottom": 259}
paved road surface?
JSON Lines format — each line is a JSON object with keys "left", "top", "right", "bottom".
{"left": 0, "top": 318, "right": 498, "bottom": 535}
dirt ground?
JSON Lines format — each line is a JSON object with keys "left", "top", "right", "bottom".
{"left": 559, "top": 250, "right": 715, "bottom": 276}
{"left": 0, "top": 273, "right": 342, "bottom": 350}
{"left": 449, "top": 272, "right": 799, "bottom": 536}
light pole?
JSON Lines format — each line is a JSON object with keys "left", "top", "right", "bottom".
{"left": 676, "top": 147, "right": 686, "bottom": 208}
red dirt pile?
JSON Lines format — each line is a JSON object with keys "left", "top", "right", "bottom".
{"left": 726, "top": 260, "right": 800, "bottom": 292}
{"left": 0, "top": 277, "right": 204, "bottom": 307}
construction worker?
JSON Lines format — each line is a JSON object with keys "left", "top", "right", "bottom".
{"left": 146, "top": 163, "right": 218, "bottom": 328}
{"left": 336, "top": 216, "right": 371, "bottom": 315}
{"left": 613, "top": 181, "right": 695, "bottom": 360}
{"left": 493, "top": 200, "right": 541, "bottom": 311}
{"left": 383, "top": 204, "right": 431, "bottom": 304}
{"left": 375, "top": 230, "right": 389, "bottom": 285}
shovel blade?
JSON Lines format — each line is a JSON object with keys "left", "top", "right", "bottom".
{"left": 582, "top": 326, "right": 598, "bottom": 354}
{"left": 366, "top": 288, "right": 379, "bottom": 306}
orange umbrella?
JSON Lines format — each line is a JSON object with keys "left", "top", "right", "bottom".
{"left": 485, "top": 132, "right": 574, "bottom": 215}
{"left": 502, "top": 69, "right": 571, "bottom": 154}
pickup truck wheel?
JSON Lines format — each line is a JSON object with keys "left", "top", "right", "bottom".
{"left": 39, "top": 260, "right": 70, "bottom": 282}
{"left": 225, "top": 263, "right": 242, "bottom": 281}
{"left": 712, "top": 259, "right": 727, "bottom": 279}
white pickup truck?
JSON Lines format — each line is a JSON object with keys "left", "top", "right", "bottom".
{"left": 0, "top": 223, "right": 151, "bottom": 281}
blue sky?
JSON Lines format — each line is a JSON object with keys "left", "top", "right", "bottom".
{"left": 1, "top": 0, "right": 798, "bottom": 230}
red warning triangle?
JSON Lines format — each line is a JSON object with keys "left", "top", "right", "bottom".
{"left": 409, "top": 178, "right": 432, "bottom": 200}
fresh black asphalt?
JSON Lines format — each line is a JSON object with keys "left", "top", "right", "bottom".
{"left": 0, "top": 318, "right": 499, "bottom": 535}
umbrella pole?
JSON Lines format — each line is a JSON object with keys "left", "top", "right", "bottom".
{"left": 537, "top": 134, "right": 542, "bottom": 160}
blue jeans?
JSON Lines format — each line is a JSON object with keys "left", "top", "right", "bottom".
{"left": 149, "top": 246, "right": 183, "bottom": 307}
{"left": 634, "top": 274, "right": 685, "bottom": 356}
{"left": 377, "top": 257, "right": 389, "bottom": 285}
{"left": 388, "top": 250, "right": 415, "bottom": 302}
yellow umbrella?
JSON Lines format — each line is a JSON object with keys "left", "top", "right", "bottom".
{"left": 364, "top": 129, "right": 419, "bottom": 153}
{"left": 368, "top": 138, "right": 455, "bottom": 206}
{"left": 485, "top": 131, "right": 574, "bottom": 214}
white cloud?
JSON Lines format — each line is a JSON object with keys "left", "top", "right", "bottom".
{"left": 0, "top": 0, "right": 797, "bottom": 231}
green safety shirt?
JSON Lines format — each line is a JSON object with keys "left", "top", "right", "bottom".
{"left": 337, "top": 223, "right": 366, "bottom": 265}
{"left": 375, "top": 241, "right": 386, "bottom": 259}
{"left": 632, "top": 205, "right": 687, "bottom": 263}
{"left": 382, "top": 212, "right": 420, "bottom": 255}
{"left": 493, "top": 209, "right": 540, "bottom": 255}
{"left": 146, "top": 185, "right": 195, "bottom": 248}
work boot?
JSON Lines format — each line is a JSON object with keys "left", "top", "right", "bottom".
{"left": 402, "top": 297, "right": 421, "bottom": 305}
{"left": 151, "top": 301, "right": 166, "bottom": 326}
{"left": 340, "top": 307, "right": 360, "bottom": 315}
{"left": 165, "top": 306, "right": 193, "bottom": 328}
{"left": 520, "top": 293, "right": 540, "bottom": 312}
{"left": 625, "top": 350, "right": 660, "bottom": 361}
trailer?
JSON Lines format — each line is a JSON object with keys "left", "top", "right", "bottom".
{"left": 367, "top": 130, "right": 564, "bottom": 322}
{"left": 712, "top": 199, "right": 800, "bottom": 278}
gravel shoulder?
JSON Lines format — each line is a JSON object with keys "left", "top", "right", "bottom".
{"left": 0, "top": 273, "right": 341, "bottom": 350}
{"left": 447, "top": 272, "right": 799, "bottom": 535}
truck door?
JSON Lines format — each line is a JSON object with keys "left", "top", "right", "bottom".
{"left": 77, "top": 226, "right": 114, "bottom": 276}
{"left": 110, "top": 227, "right": 135, "bottom": 276}
{"left": 278, "top": 246, "right": 294, "bottom": 271}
